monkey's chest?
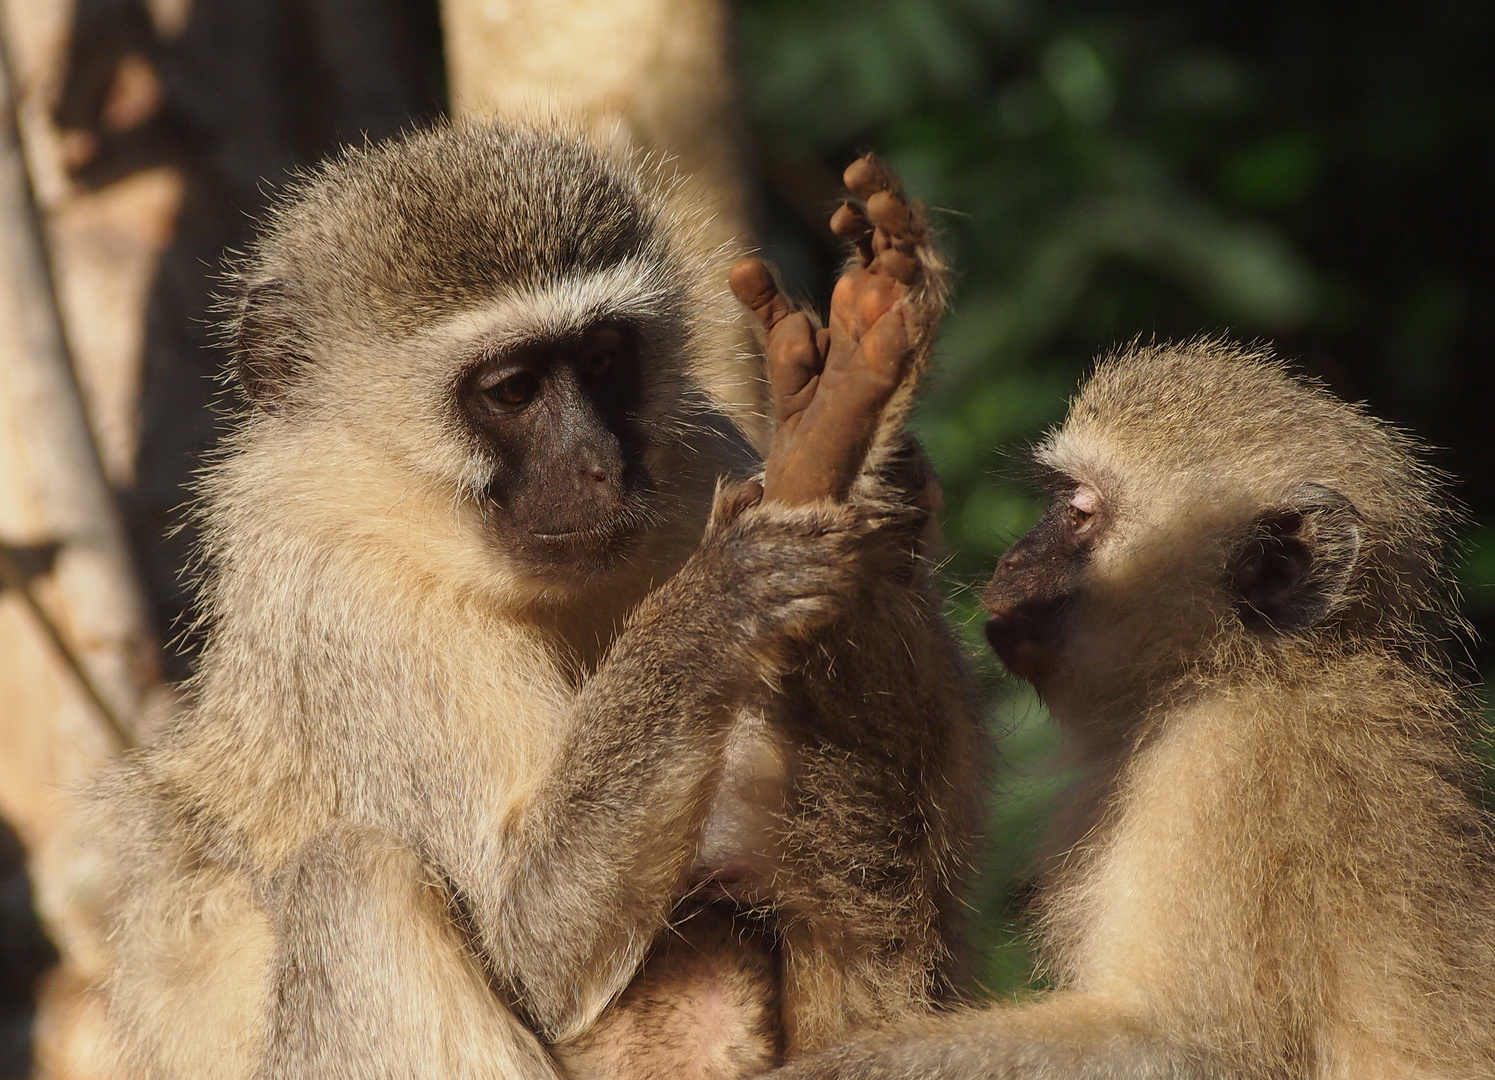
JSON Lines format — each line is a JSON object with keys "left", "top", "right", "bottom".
{"left": 694, "top": 708, "right": 788, "bottom": 895}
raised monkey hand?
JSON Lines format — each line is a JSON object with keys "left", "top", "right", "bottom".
{"left": 730, "top": 153, "right": 947, "bottom": 506}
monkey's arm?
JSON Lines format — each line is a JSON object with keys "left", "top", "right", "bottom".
{"left": 261, "top": 827, "right": 568, "bottom": 1080}
{"left": 431, "top": 487, "right": 866, "bottom": 1045}
{"left": 727, "top": 156, "right": 974, "bottom": 1054}
{"left": 771, "top": 995, "right": 1219, "bottom": 1080}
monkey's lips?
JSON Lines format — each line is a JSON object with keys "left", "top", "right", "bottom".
{"left": 984, "top": 604, "right": 1060, "bottom": 687}
{"left": 524, "top": 521, "right": 637, "bottom": 556}
{"left": 529, "top": 527, "right": 611, "bottom": 542}
{"left": 508, "top": 511, "right": 649, "bottom": 576}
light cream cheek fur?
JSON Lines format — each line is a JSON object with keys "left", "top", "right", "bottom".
{"left": 223, "top": 422, "right": 542, "bottom": 606}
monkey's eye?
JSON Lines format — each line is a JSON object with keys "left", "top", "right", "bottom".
{"left": 577, "top": 325, "right": 630, "bottom": 382}
{"left": 1067, "top": 485, "right": 1101, "bottom": 536}
{"left": 478, "top": 367, "right": 541, "bottom": 408}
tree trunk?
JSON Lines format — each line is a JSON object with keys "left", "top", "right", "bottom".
{"left": 0, "top": 2, "right": 168, "bottom": 1076}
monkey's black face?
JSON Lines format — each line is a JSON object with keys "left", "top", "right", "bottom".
{"left": 459, "top": 322, "right": 653, "bottom": 576}
{"left": 983, "top": 480, "right": 1106, "bottom": 688}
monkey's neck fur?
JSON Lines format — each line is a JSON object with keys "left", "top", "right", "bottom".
{"left": 1039, "top": 643, "right": 1495, "bottom": 1078}
{"left": 166, "top": 427, "right": 697, "bottom": 871}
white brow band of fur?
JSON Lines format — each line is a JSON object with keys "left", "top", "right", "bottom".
{"left": 452, "top": 259, "right": 686, "bottom": 351}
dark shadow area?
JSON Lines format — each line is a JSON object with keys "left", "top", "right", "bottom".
{"left": 0, "top": 820, "right": 59, "bottom": 1079}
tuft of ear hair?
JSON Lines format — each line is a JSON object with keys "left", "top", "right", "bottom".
{"left": 1230, "top": 482, "right": 1363, "bottom": 633}
{"left": 232, "top": 280, "right": 311, "bottom": 411}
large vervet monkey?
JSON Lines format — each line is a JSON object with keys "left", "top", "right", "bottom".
{"left": 775, "top": 342, "right": 1495, "bottom": 1080}
{"left": 90, "top": 121, "right": 982, "bottom": 1080}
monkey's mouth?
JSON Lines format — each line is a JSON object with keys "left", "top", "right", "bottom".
{"left": 507, "top": 503, "right": 656, "bottom": 573}
{"left": 984, "top": 602, "right": 1063, "bottom": 687}
{"left": 529, "top": 528, "right": 604, "bottom": 541}
{"left": 523, "top": 522, "right": 639, "bottom": 558}
{"left": 525, "top": 505, "right": 647, "bottom": 545}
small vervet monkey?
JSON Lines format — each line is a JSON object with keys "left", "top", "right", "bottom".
{"left": 90, "top": 121, "right": 982, "bottom": 1080}
{"left": 774, "top": 341, "right": 1495, "bottom": 1080}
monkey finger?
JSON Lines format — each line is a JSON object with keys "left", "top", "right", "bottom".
{"left": 729, "top": 258, "right": 795, "bottom": 332}
{"left": 766, "top": 312, "right": 823, "bottom": 425}
{"left": 866, "top": 191, "right": 921, "bottom": 282}
{"left": 830, "top": 202, "right": 872, "bottom": 241}
{"left": 875, "top": 248, "right": 919, "bottom": 283}
{"left": 765, "top": 340, "right": 902, "bottom": 504}
{"left": 865, "top": 190, "right": 913, "bottom": 241}
{"left": 843, "top": 153, "right": 896, "bottom": 200}
{"left": 765, "top": 308, "right": 909, "bottom": 504}
{"left": 830, "top": 202, "right": 876, "bottom": 267}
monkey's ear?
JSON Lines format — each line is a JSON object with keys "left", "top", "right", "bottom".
{"left": 1231, "top": 483, "right": 1363, "bottom": 633}
{"left": 232, "top": 280, "right": 310, "bottom": 411}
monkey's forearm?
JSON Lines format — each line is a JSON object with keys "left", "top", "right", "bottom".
{"left": 772, "top": 581, "right": 978, "bottom": 1054}
{"left": 772, "top": 997, "right": 1219, "bottom": 1080}
{"left": 259, "top": 827, "right": 566, "bottom": 1080}
{"left": 444, "top": 495, "right": 859, "bottom": 1042}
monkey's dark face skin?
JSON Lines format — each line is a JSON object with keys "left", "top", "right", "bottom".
{"left": 459, "top": 322, "right": 654, "bottom": 576}
{"left": 983, "top": 479, "right": 1107, "bottom": 689}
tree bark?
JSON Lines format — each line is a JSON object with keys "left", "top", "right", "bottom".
{"left": 0, "top": 2, "right": 167, "bottom": 1075}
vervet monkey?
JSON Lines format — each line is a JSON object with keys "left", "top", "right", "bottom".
{"left": 91, "top": 122, "right": 982, "bottom": 1080}
{"left": 775, "top": 341, "right": 1495, "bottom": 1080}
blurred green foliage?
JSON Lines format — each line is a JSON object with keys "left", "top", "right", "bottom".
{"left": 737, "top": 0, "right": 1495, "bottom": 997}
